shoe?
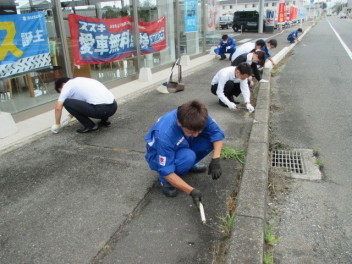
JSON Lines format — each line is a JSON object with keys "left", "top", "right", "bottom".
{"left": 259, "top": 79, "right": 269, "bottom": 83}
{"left": 76, "top": 124, "right": 99, "bottom": 133}
{"left": 160, "top": 182, "right": 178, "bottom": 197}
{"left": 189, "top": 163, "right": 207, "bottom": 173}
{"left": 98, "top": 120, "right": 111, "bottom": 127}
{"left": 219, "top": 56, "right": 226, "bottom": 60}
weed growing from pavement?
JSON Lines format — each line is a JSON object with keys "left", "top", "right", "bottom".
{"left": 211, "top": 195, "right": 237, "bottom": 263}
{"left": 265, "top": 226, "right": 280, "bottom": 246}
{"left": 315, "top": 159, "right": 324, "bottom": 169}
{"left": 264, "top": 252, "right": 275, "bottom": 264}
{"left": 217, "top": 212, "right": 235, "bottom": 236}
{"left": 220, "top": 146, "right": 246, "bottom": 164}
{"left": 313, "top": 146, "right": 320, "bottom": 157}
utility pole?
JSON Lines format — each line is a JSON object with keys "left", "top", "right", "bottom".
{"left": 258, "top": 0, "right": 265, "bottom": 33}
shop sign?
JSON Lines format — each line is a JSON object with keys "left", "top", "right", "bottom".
{"left": 0, "top": 11, "right": 50, "bottom": 79}
{"left": 266, "top": 10, "right": 275, "bottom": 27}
{"left": 184, "top": 0, "right": 198, "bottom": 33}
{"left": 68, "top": 15, "right": 166, "bottom": 66}
{"left": 278, "top": 3, "right": 286, "bottom": 23}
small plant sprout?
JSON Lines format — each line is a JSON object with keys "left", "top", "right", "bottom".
{"left": 315, "top": 159, "right": 324, "bottom": 168}
{"left": 264, "top": 226, "right": 280, "bottom": 246}
{"left": 220, "top": 146, "right": 246, "bottom": 164}
{"left": 263, "top": 252, "right": 274, "bottom": 264}
{"left": 217, "top": 212, "right": 235, "bottom": 235}
{"left": 312, "top": 147, "right": 319, "bottom": 157}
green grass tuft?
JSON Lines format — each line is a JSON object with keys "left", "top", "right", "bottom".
{"left": 221, "top": 146, "right": 246, "bottom": 164}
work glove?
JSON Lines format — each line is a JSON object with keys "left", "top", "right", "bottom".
{"left": 61, "top": 116, "right": 72, "bottom": 127}
{"left": 246, "top": 103, "right": 255, "bottom": 113}
{"left": 259, "top": 79, "right": 269, "bottom": 83}
{"left": 226, "top": 46, "right": 231, "bottom": 50}
{"left": 227, "top": 102, "right": 237, "bottom": 111}
{"left": 51, "top": 124, "right": 60, "bottom": 134}
{"left": 190, "top": 188, "right": 202, "bottom": 203}
{"left": 208, "top": 158, "right": 222, "bottom": 180}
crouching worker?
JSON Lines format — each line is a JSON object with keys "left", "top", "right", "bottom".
{"left": 211, "top": 62, "right": 255, "bottom": 113}
{"left": 144, "top": 100, "right": 225, "bottom": 198}
{"left": 52, "top": 77, "right": 117, "bottom": 134}
{"left": 287, "top": 28, "right": 303, "bottom": 44}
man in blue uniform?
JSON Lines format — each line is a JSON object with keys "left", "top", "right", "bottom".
{"left": 287, "top": 28, "right": 302, "bottom": 43}
{"left": 215, "top": 35, "right": 236, "bottom": 60}
{"left": 145, "top": 100, "right": 225, "bottom": 198}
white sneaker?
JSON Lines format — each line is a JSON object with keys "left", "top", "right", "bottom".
{"left": 259, "top": 79, "right": 269, "bottom": 83}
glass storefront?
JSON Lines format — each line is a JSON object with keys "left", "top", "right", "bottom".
{"left": 0, "top": 0, "right": 211, "bottom": 115}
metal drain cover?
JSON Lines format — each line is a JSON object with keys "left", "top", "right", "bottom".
{"left": 271, "top": 149, "right": 322, "bottom": 180}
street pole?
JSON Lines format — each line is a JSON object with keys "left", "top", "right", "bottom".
{"left": 258, "top": 0, "right": 265, "bottom": 33}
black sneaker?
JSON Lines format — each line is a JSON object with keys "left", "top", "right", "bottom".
{"left": 98, "top": 120, "right": 111, "bottom": 127}
{"left": 219, "top": 56, "right": 226, "bottom": 60}
{"left": 160, "top": 182, "right": 178, "bottom": 197}
{"left": 189, "top": 163, "right": 207, "bottom": 173}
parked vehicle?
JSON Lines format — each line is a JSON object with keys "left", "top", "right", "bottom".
{"left": 232, "top": 11, "right": 265, "bottom": 32}
{"left": 339, "top": 12, "right": 347, "bottom": 18}
{"left": 217, "top": 15, "right": 233, "bottom": 29}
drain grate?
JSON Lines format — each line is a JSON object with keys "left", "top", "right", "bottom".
{"left": 271, "top": 150, "right": 305, "bottom": 174}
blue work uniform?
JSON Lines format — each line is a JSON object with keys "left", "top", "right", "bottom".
{"left": 261, "top": 45, "right": 271, "bottom": 60}
{"left": 145, "top": 109, "right": 225, "bottom": 184}
{"left": 215, "top": 37, "right": 236, "bottom": 59}
{"left": 287, "top": 30, "right": 299, "bottom": 43}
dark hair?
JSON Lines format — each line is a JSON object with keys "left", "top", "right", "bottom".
{"left": 55, "top": 77, "right": 71, "bottom": 93}
{"left": 177, "top": 100, "right": 208, "bottom": 131}
{"left": 222, "top": 35, "right": 229, "bottom": 41}
{"left": 255, "top": 39, "right": 265, "bottom": 48}
{"left": 253, "top": 50, "right": 266, "bottom": 66}
{"left": 267, "top": 39, "right": 277, "bottom": 48}
{"left": 297, "top": 28, "right": 303, "bottom": 32}
{"left": 236, "top": 62, "right": 252, "bottom": 76}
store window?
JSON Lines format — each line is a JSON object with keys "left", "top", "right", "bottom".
{"left": 0, "top": 0, "right": 63, "bottom": 114}
{"left": 60, "top": 0, "right": 138, "bottom": 84}
{"left": 137, "top": 0, "right": 176, "bottom": 68}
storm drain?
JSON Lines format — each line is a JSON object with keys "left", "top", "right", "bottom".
{"left": 271, "top": 150, "right": 305, "bottom": 174}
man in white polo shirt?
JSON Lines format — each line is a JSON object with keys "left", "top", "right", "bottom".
{"left": 51, "top": 77, "right": 117, "bottom": 134}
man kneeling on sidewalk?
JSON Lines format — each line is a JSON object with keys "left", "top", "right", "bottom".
{"left": 211, "top": 62, "right": 255, "bottom": 113}
{"left": 144, "top": 100, "right": 225, "bottom": 198}
{"left": 51, "top": 77, "right": 117, "bottom": 134}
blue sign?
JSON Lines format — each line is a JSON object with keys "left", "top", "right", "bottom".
{"left": 184, "top": 0, "right": 198, "bottom": 33}
{"left": 0, "top": 11, "right": 50, "bottom": 78}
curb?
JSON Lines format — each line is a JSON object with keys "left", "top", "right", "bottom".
{"left": 225, "top": 24, "right": 314, "bottom": 263}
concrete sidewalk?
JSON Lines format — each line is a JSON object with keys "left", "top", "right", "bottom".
{"left": 0, "top": 22, "right": 313, "bottom": 264}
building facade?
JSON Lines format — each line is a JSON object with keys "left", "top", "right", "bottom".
{"left": 217, "top": 0, "right": 307, "bottom": 20}
{"left": 0, "top": 0, "right": 218, "bottom": 115}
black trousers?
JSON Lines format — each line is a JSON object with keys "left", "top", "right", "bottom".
{"left": 211, "top": 81, "right": 241, "bottom": 105}
{"left": 63, "top": 99, "right": 118, "bottom": 128}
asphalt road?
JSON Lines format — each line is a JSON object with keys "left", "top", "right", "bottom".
{"left": 269, "top": 17, "right": 352, "bottom": 263}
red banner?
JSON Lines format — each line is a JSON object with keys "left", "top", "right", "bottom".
{"left": 278, "top": 3, "right": 286, "bottom": 23}
{"left": 289, "top": 6, "right": 297, "bottom": 21}
{"left": 68, "top": 14, "right": 166, "bottom": 65}
{"left": 139, "top": 16, "right": 166, "bottom": 55}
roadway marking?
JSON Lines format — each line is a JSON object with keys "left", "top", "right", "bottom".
{"left": 237, "top": 38, "right": 252, "bottom": 43}
{"left": 328, "top": 20, "right": 352, "bottom": 60}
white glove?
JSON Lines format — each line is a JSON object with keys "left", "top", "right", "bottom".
{"left": 227, "top": 102, "right": 237, "bottom": 111}
{"left": 246, "top": 103, "right": 255, "bottom": 113}
{"left": 259, "top": 79, "right": 269, "bottom": 83}
{"left": 61, "top": 116, "right": 72, "bottom": 127}
{"left": 226, "top": 46, "right": 231, "bottom": 50}
{"left": 51, "top": 124, "right": 61, "bottom": 134}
